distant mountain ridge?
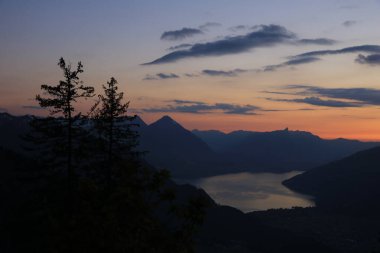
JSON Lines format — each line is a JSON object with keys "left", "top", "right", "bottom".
{"left": 1, "top": 112, "right": 379, "bottom": 178}
{"left": 194, "top": 127, "right": 380, "bottom": 172}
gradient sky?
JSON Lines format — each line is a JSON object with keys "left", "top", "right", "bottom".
{"left": 2, "top": 0, "right": 380, "bottom": 140}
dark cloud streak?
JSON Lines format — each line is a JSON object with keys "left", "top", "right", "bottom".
{"left": 161, "top": 28, "right": 203, "bottom": 41}
{"left": 144, "top": 25, "right": 297, "bottom": 65}
{"left": 202, "top": 68, "right": 248, "bottom": 77}
{"left": 145, "top": 24, "right": 336, "bottom": 65}
{"left": 143, "top": 73, "right": 179, "bottom": 80}
{"left": 264, "top": 56, "right": 320, "bottom": 72}
{"left": 297, "top": 38, "right": 337, "bottom": 45}
{"left": 144, "top": 100, "right": 260, "bottom": 115}
{"left": 268, "top": 96, "right": 362, "bottom": 107}
{"left": 343, "top": 20, "right": 357, "bottom": 27}
{"left": 167, "top": 43, "right": 192, "bottom": 51}
{"left": 283, "top": 85, "right": 380, "bottom": 106}
{"left": 293, "top": 45, "right": 380, "bottom": 59}
{"left": 355, "top": 54, "right": 380, "bottom": 65}
{"left": 199, "top": 22, "right": 222, "bottom": 30}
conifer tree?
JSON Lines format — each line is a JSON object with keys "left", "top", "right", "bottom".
{"left": 90, "top": 77, "right": 139, "bottom": 185}
{"left": 32, "top": 57, "right": 94, "bottom": 194}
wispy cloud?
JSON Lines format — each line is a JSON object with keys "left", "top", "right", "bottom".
{"left": 267, "top": 96, "right": 362, "bottom": 107}
{"left": 183, "top": 73, "right": 198, "bottom": 77}
{"left": 144, "top": 24, "right": 335, "bottom": 65}
{"left": 296, "top": 38, "right": 337, "bottom": 45}
{"left": 143, "top": 73, "right": 180, "bottom": 80}
{"left": 143, "top": 100, "right": 260, "bottom": 115}
{"left": 199, "top": 22, "right": 222, "bottom": 30}
{"left": 293, "top": 45, "right": 380, "bottom": 58}
{"left": 342, "top": 20, "right": 357, "bottom": 27}
{"left": 166, "top": 99, "right": 205, "bottom": 105}
{"left": 167, "top": 43, "right": 193, "bottom": 51}
{"left": 263, "top": 84, "right": 380, "bottom": 108}
{"left": 22, "top": 105, "right": 45, "bottom": 110}
{"left": 161, "top": 28, "right": 203, "bottom": 41}
{"left": 202, "top": 68, "right": 248, "bottom": 77}
{"left": 264, "top": 56, "right": 320, "bottom": 71}
{"left": 355, "top": 54, "right": 380, "bottom": 65}
{"left": 284, "top": 85, "right": 380, "bottom": 106}
{"left": 229, "top": 25, "right": 249, "bottom": 32}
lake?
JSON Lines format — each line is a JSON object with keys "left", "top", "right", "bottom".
{"left": 179, "top": 171, "right": 314, "bottom": 213}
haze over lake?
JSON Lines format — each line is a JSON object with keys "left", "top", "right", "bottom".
{"left": 183, "top": 171, "right": 314, "bottom": 213}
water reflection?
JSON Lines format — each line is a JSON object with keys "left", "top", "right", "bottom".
{"left": 185, "top": 171, "right": 314, "bottom": 213}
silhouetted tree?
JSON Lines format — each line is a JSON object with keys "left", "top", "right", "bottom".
{"left": 11, "top": 60, "right": 209, "bottom": 253}
{"left": 90, "top": 77, "right": 139, "bottom": 185}
{"left": 31, "top": 57, "right": 94, "bottom": 195}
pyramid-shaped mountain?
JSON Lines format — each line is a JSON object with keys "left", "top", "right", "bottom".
{"left": 139, "top": 116, "right": 220, "bottom": 178}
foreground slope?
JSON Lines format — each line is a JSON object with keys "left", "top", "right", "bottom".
{"left": 284, "top": 146, "right": 380, "bottom": 214}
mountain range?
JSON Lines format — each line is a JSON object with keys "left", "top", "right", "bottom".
{"left": 193, "top": 128, "right": 380, "bottom": 173}
{"left": 1, "top": 112, "right": 379, "bottom": 178}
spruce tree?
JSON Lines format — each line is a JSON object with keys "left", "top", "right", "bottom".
{"left": 90, "top": 77, "right": 139, "bottom": 185}
{"left": 32, "top": 57, "right": 94, "bottom": 194}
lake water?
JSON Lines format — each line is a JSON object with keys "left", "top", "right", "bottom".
{"left": 180, "top": 171, "right": 314, "bottom": 213}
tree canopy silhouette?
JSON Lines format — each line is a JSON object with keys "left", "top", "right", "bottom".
{"left": 8, "top": 58, "right": 209, "bottom": 253}
{"left": 90, "top": 77, "right": 139, "bottom": 185}
{"left": 30, "top": 57, "right": 94, "bottom": 195}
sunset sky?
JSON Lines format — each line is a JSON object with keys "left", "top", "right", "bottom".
{"left": 2, "top": 0, "right": 380, "bottom": 140}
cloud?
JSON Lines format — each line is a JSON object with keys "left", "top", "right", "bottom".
{"left": 183, "top": 73, "right": 198, "bottom": 77}
{"left": 22, "top": 105, "right": 45, "bottom": 110}
{"left": 202, "top": 68, "right": 248, "bottom": 77}
{"left": 199, "top": 22, "right": 222, "bottom": 30}
{"left": 143, "top": 100, "right": 260, "bottom": 115}
{"left": 263, "top": 56, "right": 320, "bottom": 71}
{"left": 0, "top": 107, "right": 7, "bottom": 112}
{"left": 229, "top": 25, "right": 249, "bottom": 32}
{"left": 355, "top": 54, "right": 380, "bottom": 65}
{"left": 283, "top": 85, "right": 380, "bottom": 106}
{"left": 342, "top": 20, "right": 357, "bottom": 27}
{"left": 297, "top": 38, "right": 337, "bottom": 45}
{"left": 267, "top": 96, "right": 362, "bottom": 107}
{"left": 145, "top": 24, "right": 336, "bottom": 65}
{"left": 166, "top": 99, "right": 205, "bottom": 105}
{"left": 167, "top": 43, "right": 193, "bottom": 51}
{"left": 144, "top": 25, "right": 296, "bottom": 65}
{"left": 293, "top": 45, "right": 380, "bottom": 58}
{"left": 161, "top": 28, "right": 203, "bottom": 41}
{"left": 143, "top": 73, "right": 179, "bottom": 80}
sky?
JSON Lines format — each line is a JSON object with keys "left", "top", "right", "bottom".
{"left": 2, "top": 0, "right": 380, "bottom": 140}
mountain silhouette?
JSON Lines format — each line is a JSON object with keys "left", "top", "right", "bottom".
{"left": 139, "top": 115, "right": 222, "bottom": 178}
{"left": 192, "top": 129, "right": 255, "bottom": 152}
{"left": 283, "top": 146, "right": 380, "bottom": 214}
{"left": 195, "top": 128, "right": 380, "bottom": 172}
{"left": 1, "top": 112, "right": 379, "bottom": 178}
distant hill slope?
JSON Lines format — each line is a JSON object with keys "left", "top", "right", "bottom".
{"left": 195, "top": 128, "right": 380, "bottom": 172}
{"left": 283, "top": 146, "right": 380, "bottom": 214}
